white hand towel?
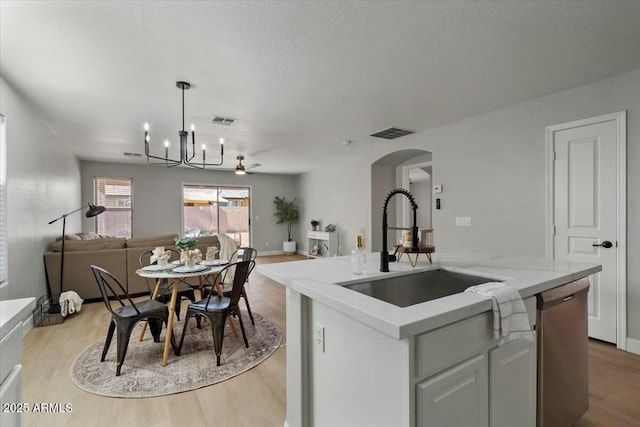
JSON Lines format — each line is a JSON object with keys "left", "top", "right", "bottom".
{"left": 465, "top": 282, "right": 533, "bottom": 346}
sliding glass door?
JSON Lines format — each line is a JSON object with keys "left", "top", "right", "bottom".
{"left": 182, "top": 185, "right": 250, "bottom": 246}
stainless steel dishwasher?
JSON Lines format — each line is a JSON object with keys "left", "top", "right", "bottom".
{"left": 536, "top": 277, "right": 590, "bottom": 427}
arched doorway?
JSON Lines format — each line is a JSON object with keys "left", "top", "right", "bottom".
{"left": 370, "top": 149, "right": 432, "bottom": 251}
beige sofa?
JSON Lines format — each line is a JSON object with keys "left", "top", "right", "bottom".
{"left": 43, "top": 233, "right": 221, "bottom": 301}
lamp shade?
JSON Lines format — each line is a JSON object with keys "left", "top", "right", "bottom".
{"left": 86, "top": 204, "right": 106, "bottom": 217}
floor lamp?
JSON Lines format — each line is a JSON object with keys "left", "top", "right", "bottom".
{"left": 47, "top": 203, "right": 106, "bottom": 313}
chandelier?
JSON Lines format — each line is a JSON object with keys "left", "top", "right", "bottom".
{"left": 144, "top": 81, "right": 224, "bottom": 169}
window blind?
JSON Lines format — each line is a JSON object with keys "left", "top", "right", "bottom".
{"left": 93, "top": 177, "right": 133, "bottom": 238}
{"left": 0, "top": 115, "right": 7, "bottom": 287}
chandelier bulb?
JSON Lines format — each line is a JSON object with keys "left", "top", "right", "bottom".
{"left": 164, "top": 140, "right": 170, "bottom": 147}
{"left": 145, "top": 135, "right": 150, "bottom": 142}
{"left": 144, "top": 122, "right": 149, "bottom": 131}
{"left": 219, "top": 137, "right": 224, "bottom": 145}
{"left": 191, "top": 123, "right": 195, "bottom": 131}
{"left": 202, "top": 144, "right": 206, "bottom": 150}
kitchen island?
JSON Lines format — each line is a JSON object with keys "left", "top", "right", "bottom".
{"left": 258, "top": 252, "right": 600, "bottom": 427}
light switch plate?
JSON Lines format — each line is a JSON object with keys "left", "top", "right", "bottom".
{"left": 456, "top": 217, "right": 472, "bottom": 226}
{"left": 315, "top": 323, "right": 325, "bottom": 352}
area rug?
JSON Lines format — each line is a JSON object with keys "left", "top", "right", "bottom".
{"left": 70, "top": 312, "right": 281, "bottom": 398}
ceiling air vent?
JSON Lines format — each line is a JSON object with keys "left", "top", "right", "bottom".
{"left": 369, "top": 127, "right": 415, "bottom": 140}
{"left": 124, "top": 152, "right": 142, "bottom": 157}
{"left": 211, "top": 116, "right": 237, "bottom": 126}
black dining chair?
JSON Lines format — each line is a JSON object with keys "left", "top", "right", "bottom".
{"left": 177, "top": 260, "right": 254, "bottom": 366}
{"left": 90, "top": 265, "right": 177, "bottom": 376}
{"left": 139, "top": 248, "right": 196, "bottom": 320}
{"left": 222, "top": 247, "right": 257, "bottom": 324}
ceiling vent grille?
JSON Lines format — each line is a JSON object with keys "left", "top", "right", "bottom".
{"left": 211, "top": 116, "right": 237, "bottom": 126}
{"left": 124, "top": 152, "right": 142, "bottom": 157}
{"left": 369, "top": 127, "right": 415, "bottom": 140}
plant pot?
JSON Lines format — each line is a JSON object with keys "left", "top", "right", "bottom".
{"left": 283, "top": 240, "right": 297, "bottom": 255}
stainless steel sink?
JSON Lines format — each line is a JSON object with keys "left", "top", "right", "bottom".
{"left": 341, "top": 268, "right": 498, "bottom": 307}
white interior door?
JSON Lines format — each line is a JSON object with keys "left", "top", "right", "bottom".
{"left": 551, "top": 115, "right": 622, "bottom": 344}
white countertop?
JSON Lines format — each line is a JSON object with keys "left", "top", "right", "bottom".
{"left": 0, "top": 297, "right": 36, "bottom": 339}
{"left": 257, "top": 252, "right": 601, "bottom": 339}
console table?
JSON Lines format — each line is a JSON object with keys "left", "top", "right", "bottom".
{"left": 307, "top": 231, "right": 339, "bottom": 258}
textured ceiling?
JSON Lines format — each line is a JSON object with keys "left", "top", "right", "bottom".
{"left": 2, "top": 1, "right": 640, "bottom": 174}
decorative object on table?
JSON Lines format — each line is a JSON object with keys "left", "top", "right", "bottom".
{"left": 143, "top": 81, "right": 225, "bottom": 170}
{"left": 59, "top": 291, "right": 84, "bottom": 317}
{"left": 273, "top": 196, "right": 299, "bottom": 255}
{"left": 310, "top": 219, "right": 320, "bottom": 231}
{"left": 150, "top": 246, "right": 170, "bottom": 267}
{"left": 402, "top": 230, "right": 413, "bottom": 248}
{"left": 70, "top": 311, "right": 281, "bottom": 398}
{"left": 180, "top": 248, "right": 202, "bottom": 268}
{"left": 206, "top": 246, "right": 219, "bottom": 261}
{"left": 46, "top": 202, "right": 106, "bottom": 315}
{"left": 324, "top": 223, "right": 336, "bottom": 232}
{"left": 351, "top": 235, "right": 366, "bottom": 275}
{"left": 174, "top": 236, "right": 197, "bottom": 251}
{"left": 310, "top": 244, "right": 319, "bottom": 256}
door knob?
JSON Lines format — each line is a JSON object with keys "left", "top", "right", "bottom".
{"left": 592, "top": 241, "right": 613, "bottom": 248}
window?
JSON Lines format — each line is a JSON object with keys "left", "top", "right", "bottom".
{"left": 0, "top": 115, "right": 7, "bottom": 288}
{"left": 93, "top": 177, "right": 133, "bottom": 237}
{"left": 182, "top": 185, "right": 250, "bottom": 246}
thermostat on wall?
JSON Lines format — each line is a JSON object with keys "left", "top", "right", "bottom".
{"left": 433, "top": 184, "right": 443, "bottom": 194}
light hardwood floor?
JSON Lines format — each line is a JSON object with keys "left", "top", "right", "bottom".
{"left": 21, "top": 255, "right": 640, "bottom": 426}
{"left": 22, "top": 254, "right": 298, "bottom": 427}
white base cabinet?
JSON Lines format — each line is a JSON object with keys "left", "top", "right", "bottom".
{"left": 307, "top": 231, "right": 339, "bottom": 257}
{"left": 417, "top": 354, "right": 488, "bottom": 427}
{"left": 415, "top": 305, "right": 536, "bottom": 427}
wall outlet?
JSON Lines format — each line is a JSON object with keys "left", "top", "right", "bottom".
{"left": 456, "top": 217, "right": 472, "bottom": 226}
{"left": 314, "top": 323, "right": 325, "bottom": 352}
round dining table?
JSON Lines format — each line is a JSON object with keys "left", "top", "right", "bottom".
{"left": 136, "top": 262, "right": 227, "bottom": 366}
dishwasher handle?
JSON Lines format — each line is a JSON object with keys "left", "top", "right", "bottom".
{"left": 537, "top": 278, "right": 590, "bottom": 309}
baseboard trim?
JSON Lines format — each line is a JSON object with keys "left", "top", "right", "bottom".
{"left": 626, "top": 338, "right": 640, "bottom": 355}
{"left": 257, "top": 250, "right": 285, "bottom": 256}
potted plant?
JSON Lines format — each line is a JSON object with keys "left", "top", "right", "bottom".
{"left": 274, "top": 196, "right": 300, "bottom": 255}
{"left": 310, "top": 219, "right": 320, "bottom": 231}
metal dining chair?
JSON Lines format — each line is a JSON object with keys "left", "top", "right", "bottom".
{"left": 177, "top": 260, "right": 254, "bottom": 366}
{"left": 222, "top": 247, "right": 257, "bottom": 324}
{"left": 90, "top": 265, "right": 177, "bottom": 376}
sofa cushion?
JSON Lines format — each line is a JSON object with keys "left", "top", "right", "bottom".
{"left": 50, "top": 238, "right": 127, "bottom": 252}
{"left": 126, "top": 234, "right": 179, "bottom": 248}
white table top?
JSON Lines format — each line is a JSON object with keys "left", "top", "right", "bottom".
{"left": 257, "top": 251, "right": 601, "bottom": 339}
{"left": 135, "top": 264, "right": 226, "bottom": 279}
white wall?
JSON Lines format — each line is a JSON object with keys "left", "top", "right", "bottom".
{"left": 81, "top": 161, "right": 299, "bottom": 253}
{"left": 0, "top": 77, "right": 81, "bottom": 300}
{"left": 298, "top": 68, "right": 640, "bottom": 341}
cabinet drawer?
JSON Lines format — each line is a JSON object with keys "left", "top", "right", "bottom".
{"left": 0, "top": 323, "right": 23, "bottom": 384}
{"left": 416, "top": 312, "right": 494, "bottom": 379}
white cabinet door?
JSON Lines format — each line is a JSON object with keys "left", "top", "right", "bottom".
{"left": 0, "top": 365, "right": 23, "bottom": 427}
{"left": 489, "top": 337, "right": 536, "bottom": 427}
{"left": 417, "top": 354, "right": 488, "bottom": 427}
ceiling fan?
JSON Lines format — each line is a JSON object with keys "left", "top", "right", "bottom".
{"left": 234, "top": 155, "right": 260, "bottom": 175}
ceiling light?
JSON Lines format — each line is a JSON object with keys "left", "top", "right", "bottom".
{"left": 144, "top": 81, "right": 225, "bottom": 169}
{"left": 235, "top": 155, "right": 246, "bottom": 175}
